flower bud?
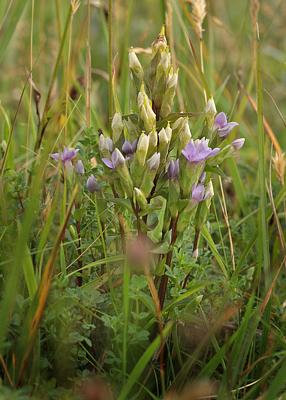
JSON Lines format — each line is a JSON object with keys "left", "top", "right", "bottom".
{"left": 231, "top": 138, "right": 245, "bottom": 150}
{"left": 170, "top": 117, "right": 185, "bottom": 148}
{"left": 178, "top": 120, "right": 192, "bottom": 154}
{"left": 99, "top": 135, "right": 113, "bottom": 159}
{"left": 139, "top": 93, "right": 156, "bottom": 134}
{"left": 207, "top": 138, "right": 244, "bottom": 167}
{"left": 75, "top": 160, "right": 84, "bottom": 177}
{"left": 192, "top": 249, "right": 199, "bottom": 259}
{"left": 198, "top": 172, "right": 206, "bottom": 184}
{"left": 165, "top": 123, "right": 172, "bottom": 142}
{"left": 125, "top": 117, "right": 139, "bottom": 142}
{"left": 194, "top": 180, "right": 214, "bottom": 232}
{"left": 129, "top": 48, "right": 144, "bottom": 80}
{"left": 147, "top": 127, "right": 158, "bottom": 158}
{"left": 204, "top": 97, "right": 217, "bottom": 130}
{"left": 87, "top": 175, "right": 100, "bottom": 194}
{"left": 111, "top": 113, "right": 124, "bottom": 143}
{"left": 134, "top": 187, "right": 148, "bottom": 210}
{"left": 112, "top": 148, "right": 126, "bottom": 168}
{"left": 147, "top": 152, "right": 160, "bottom": 173}
{"left": 140, "top": 153, "right": 160, "bottom": 197}
{"left": 136, "top": 133, "right": 149, "bottom": 165}
{"left": 156, "top": 50, "right": 170, "bottom": 83}
{"left": 161, "top": 69, "right": 178, "bottom": 119}
{"left": 151, "top": 26, "right": 167, "bottom": 59}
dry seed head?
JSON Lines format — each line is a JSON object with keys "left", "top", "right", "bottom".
{"left": 251, "top": 0, "right": 260, "bottom": 33}
{"left": 71, "top": 0, "right": 80, "bottom": 14}
{"left": 272, "top": 151, "right": 286, "bottom": 186}
{"left": 188, "top": 0, "right": 207, "bottom": 40}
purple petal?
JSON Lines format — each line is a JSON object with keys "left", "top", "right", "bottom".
{"left": 131, "top": 139, "right": 138, "bottom": 154}
{"left": 50, "top": 153, "right": 60, "bottom": 162}
{"left": 63, "top": 148, "right": 79, "bottom": 162}
{"left": 203, "top": 191, "right": 210, "bottom": 201}
{"left": 213, "top": 112, "right": 227, "bottom": 130}
{"left": 102, "top": 158, "right": 114, "bottom": 169}
{"left": 231, "top": 138, "right": 245, "bottom": 150}
{"left": 122, "top": 139, "right": 133, "bottom": 155}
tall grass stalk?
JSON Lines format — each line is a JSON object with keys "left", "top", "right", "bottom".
{"left": 256, "top": 24, "right": 271, "bottom": 380}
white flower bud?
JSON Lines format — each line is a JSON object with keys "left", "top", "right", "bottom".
{"left": 136, "top": 133, "right": 149, "bottom": 165}
{"left": 204, "top": 97, "right": 217, "bottom": 118}
{"left": 111, "top": 113, "right": 124, "bottom": 143}
{"left": 146, "top": 152, "right": 160, "bottom": 171}
{"left": 129, "top": 48, "right": 144, "bottom": 81}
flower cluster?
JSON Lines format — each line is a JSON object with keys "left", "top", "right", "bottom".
{"left": 93, "top": 27, "right": 245, "bottom": 238}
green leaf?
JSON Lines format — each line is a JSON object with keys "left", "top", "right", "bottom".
{"left": 74, "top": 207, "right": 86, "bottom": 222}
{"left": 105, "top": 197, "right": 133, "bottom": 212}
{"left": 204, "top": 165, "right": 232, "bottom": 183}
{"left": 0, "top": 1, "right": 28, "bottom": 64}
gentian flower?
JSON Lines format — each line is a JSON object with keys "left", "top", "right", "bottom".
{"left": 167, "top": 159, "right": 179, "bottom": 180}
{"left": 179, "top": 139, "right": 219, "bottom": 198}
{"left": 122, "top": 139, "right": 137, "bottom": 156}
{"left": 102, "top": 149, "right": 129, "bottom": 170}
{"left": 213, "top": 112, "right": 239, "bottom": 139}
{"left": 87, "top": 175, "right": 100, "bottom": 194}
{"left": 191, "top": 183, "right": 210, "bottom": 203}
{"left": 50, "top": 146, "right": 79, "bottom": 163}
{"left": 182, "top": 138, "right": 219, "bottom": 163}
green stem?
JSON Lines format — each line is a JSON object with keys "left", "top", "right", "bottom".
{"left": 108, "top": 0, "right": 113, "bottom": 132}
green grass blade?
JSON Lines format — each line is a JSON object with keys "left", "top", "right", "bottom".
{"left": 118, "top": 323, "right": 173, "bottom": 400}
{"left": 201, "top": 225, "right": 229, "bottom": 278}
{"left": 256, "top": 28, "right": 271, "bottom": 373}
{"left": 0, "top": 0, "right": 28, "bottom": 64}
{"left": 13, "top": 186, "right": 78, "bottom": 385}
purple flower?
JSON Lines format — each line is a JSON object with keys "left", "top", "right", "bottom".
{"left": 75, "top": 160, "right": 84, "bottom": 176}
{"left": 231, "top": 138, "right": 245, "bottom": 150}
{"left": 213, "top": 112, "right": 239, "bottom": 139}
{"left": 50, "top": 146, "right": 79, "bottom": 163}
{"left": 87, "top": 175, "right": 100, "bottom": 193}
{"left": 167, "top": 159, "right": 179, "bottom": 180}
{"left": 122, "top": 139, "right": 137, "bottom": 156}
{"left": 182, "top": 138, "right": 219, "bottom": 163}
{"left": 102, "top": 148, "right": 129, "bottom": 169}
{"left": 191, "top": 183, "right": 210, "bottom": 203}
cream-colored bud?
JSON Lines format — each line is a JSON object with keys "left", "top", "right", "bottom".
{"left": 151, "top": 26, "right": 167, "bottom": 58}
{"left": 129, "top": 48, "right": 144, "bottom": 80}
{"left": 204, "top": 97, "right": 217, "bottom": 118}
{"left": 134, "top": 187, "right": 148, "bottom": 210}
{"left": 111, "top": 113, "right": 124, "bottom": 143}
{"left": 112, "top": 148, "right": 125, "bottom": 167}
{"left": 137, "top": 133, "right": 150, "bottom": 165}
{"left": 165, "top": 123, "right": 172, "bottom": 142}
{"left": 158, "top": 128, "right": 168, "bottom": 145}
{"left": 178, "top": 120, "right": 192, "bottom": 153}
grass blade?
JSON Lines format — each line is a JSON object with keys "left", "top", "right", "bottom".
{"left": 13, "top": 185, "right": 79, "bottom": 385}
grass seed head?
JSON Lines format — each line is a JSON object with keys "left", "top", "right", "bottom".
{"left": 272, "top": 151, "right": 286, "bottom": 186}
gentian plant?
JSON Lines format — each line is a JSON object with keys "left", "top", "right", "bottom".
{"left": 84, "top": 26, "right": 245, "bottom": 310}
